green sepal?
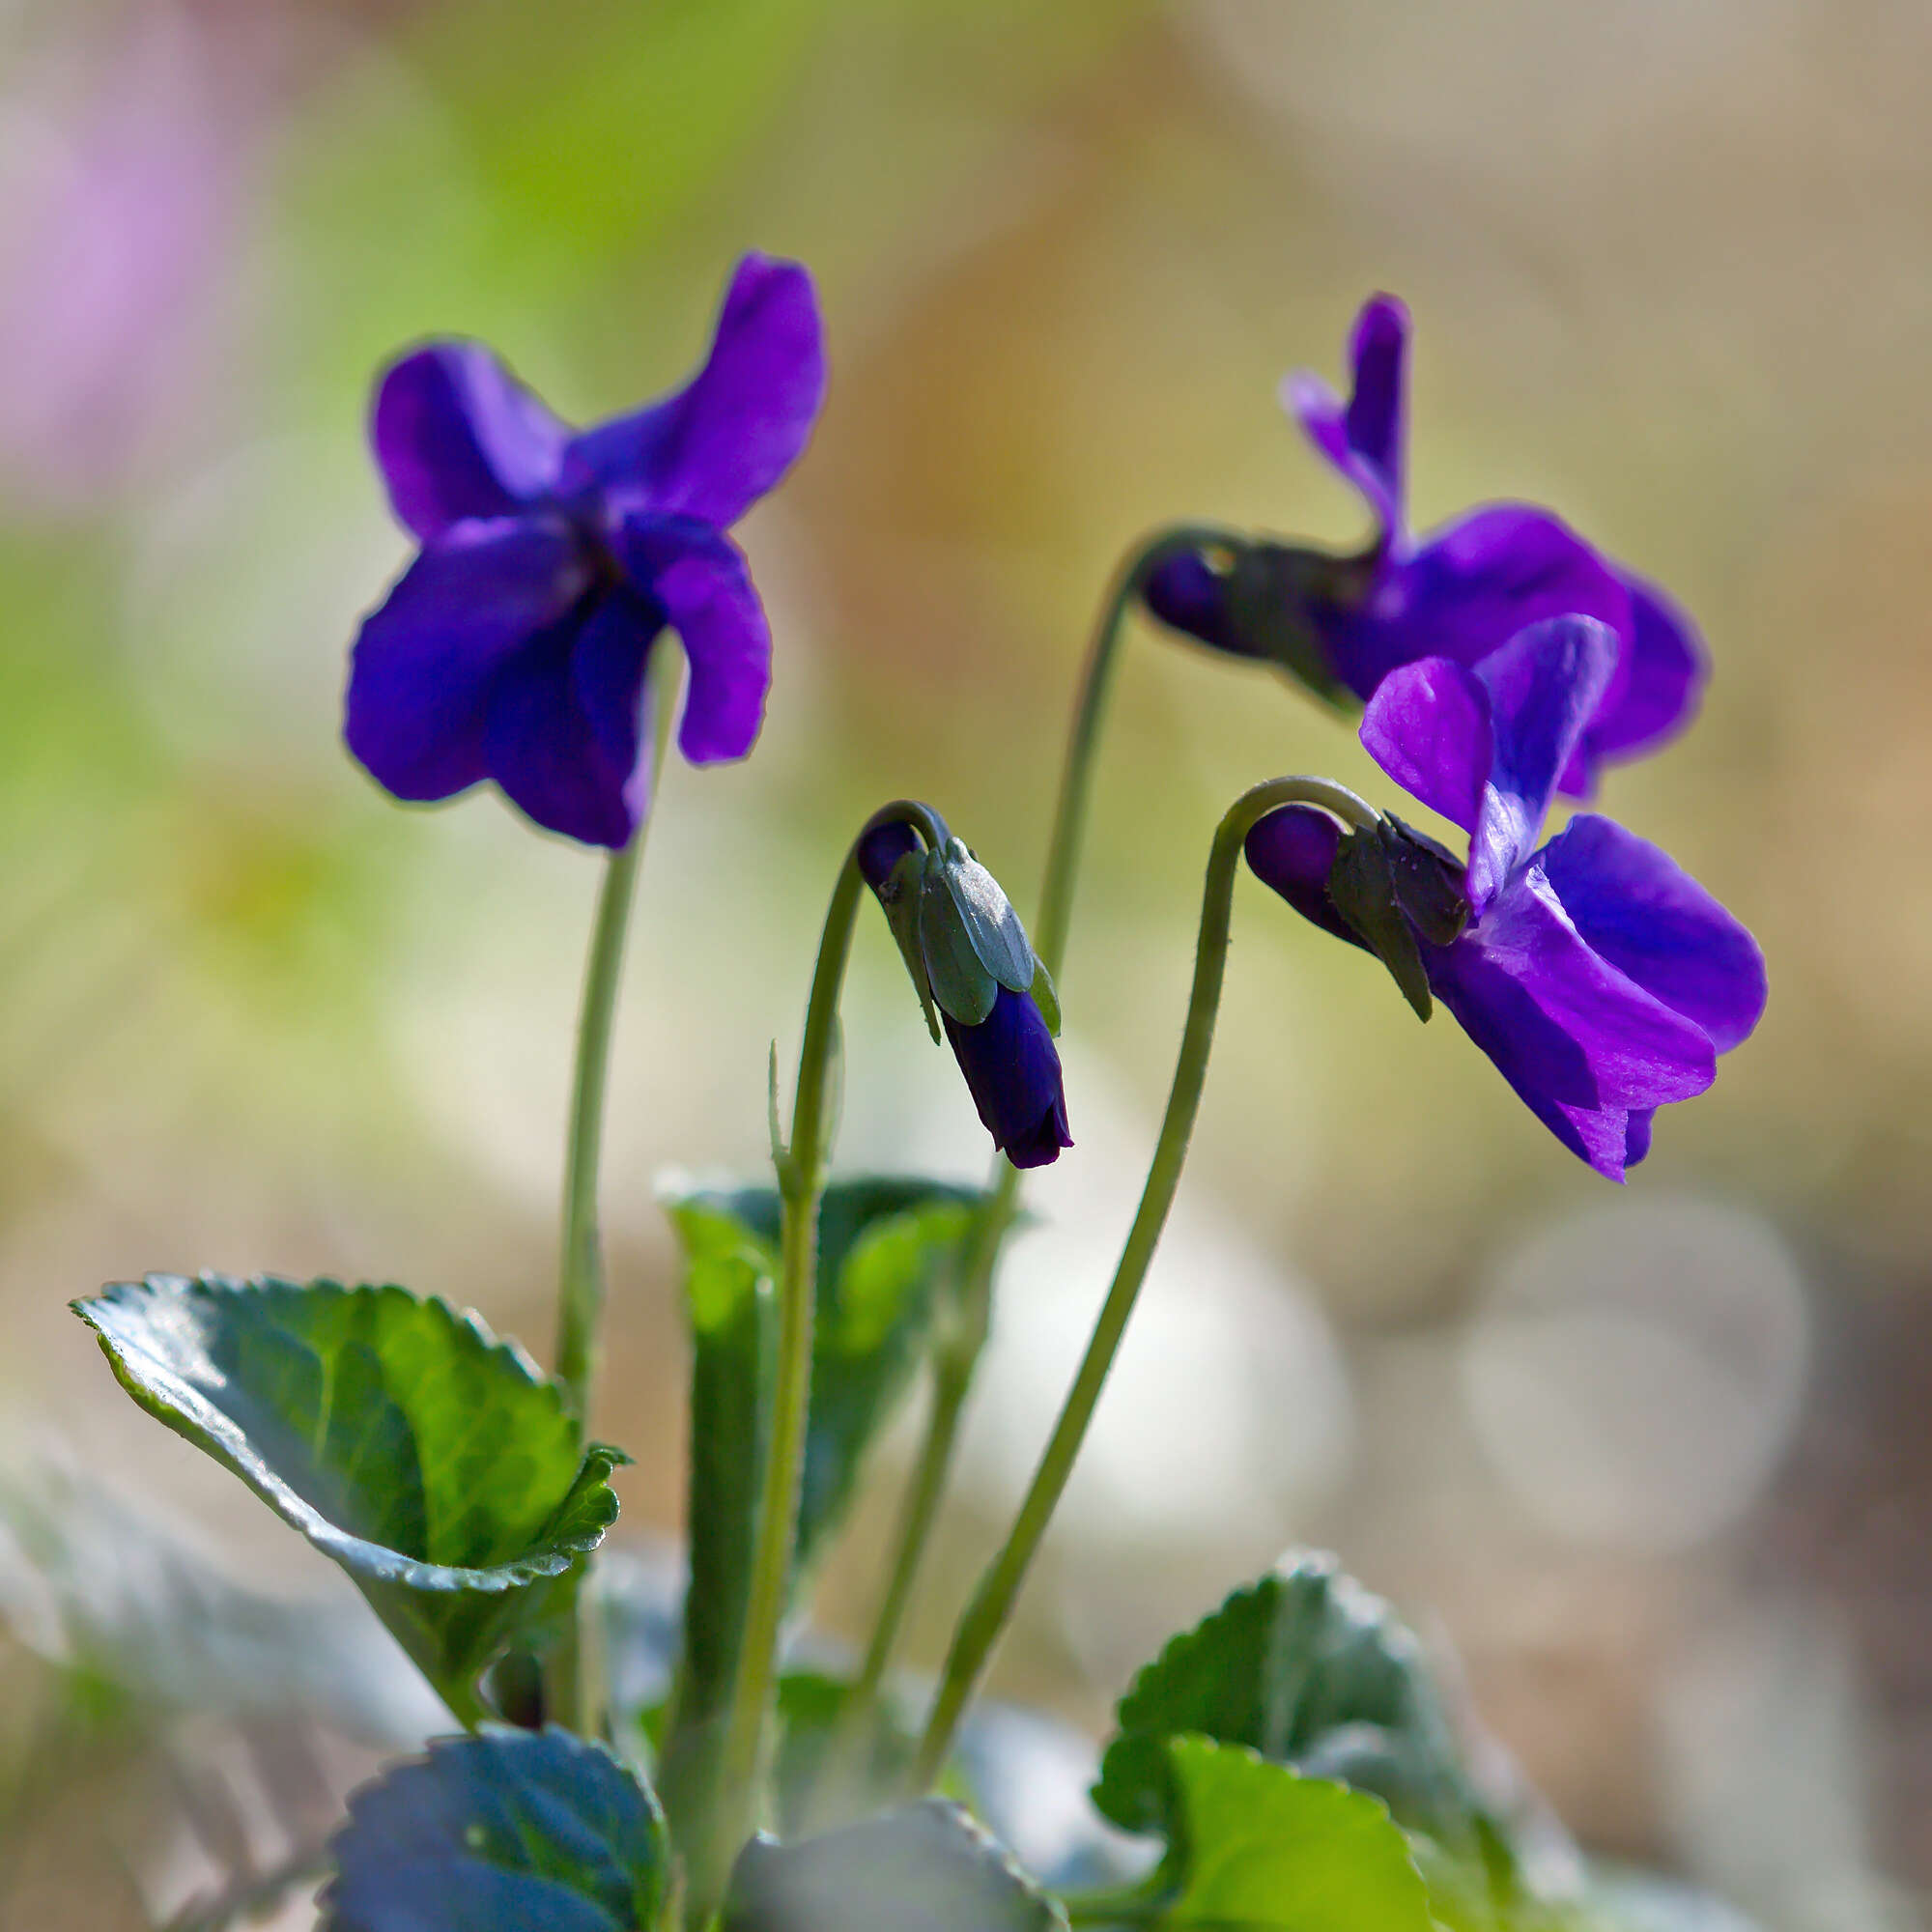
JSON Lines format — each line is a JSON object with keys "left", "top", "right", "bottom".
{"left": 71, "top": 1274, "right": 627, "bottom": 1722}
{"left": 1151, "top": 1736, "right": 1437, "bottom": 1930}
{"left": 1382, "top": 814, "right": 1469, "bottom": 947}
{"left": 877, "top": 848, "right": 943, "bottom": 1044}
{"left": 1030, "top": 955, "right": 1062, "bottom": 1038}
{"left": 1328, "top": 827, "right": 1433, "bottom": 1022}
{"left": 1224, "top": 541, "right": 1364, "bottom": 710}
{"left": 320, "top": 1728, "right": 670, "bottom": 1932}
{"left": 723, "top": 1800, "right": 1065, "bottom": 1932}
{"left": 919, "top": 838, "right": 1035, "bottom": 1023}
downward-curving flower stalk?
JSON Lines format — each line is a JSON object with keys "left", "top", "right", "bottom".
{"left": 345, "top": 252, "right": 827, "bottom": 847}
{"left": 1143, "top": 294, "right": 1704, "bottom": 797}
{"left": 1245, "top": 615, "right": 1765, "bottom": 1179}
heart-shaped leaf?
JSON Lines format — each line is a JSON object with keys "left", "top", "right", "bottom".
{"left": 321, "top": 1728, "right": 668, "bottom": 1931}
{"left": 654, "top": 1173, "right": 981, "bottom": 1810}
{"left": 1152, "top": 1737, "right": 1436, "bottom": 1931}
{"left": 723, "top": 1799, "right": 1065, "bottom": 1932}
{"left": 72, "top": 1274, "right": 625, "bottom": 1721}
{"left": 1094, "top": 1551, "right": 1481, "bottom": 1854}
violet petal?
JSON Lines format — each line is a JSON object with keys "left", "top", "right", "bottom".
{"left": 564, "top": 253, "right": 826, "bottom": 528}
{"left": 612, "top": 515, "right": 773, "bottom": 766}
{"left": 344, "top": 516, "right": 588, "bottom": 803}
{"left": 1571, "top": 569, "right": 1707, "bottom": 778}
{"left": 1427, "top": 864, "right": 1717, "bottom": 1179}
{"left": 1282, "top": 294, "right": 1408, "bottom": 541}
{"left": 942, "top": 986, "right": 1072, "bottom": 1170}
{"left": 1539, "top": 813, "right": 1766, "bottom": 1055}
{"left": 372, "top": 344, "right": 569, "bottom": 542}
{"left": 483, "top": 588, "right": 659, "bottom": 848}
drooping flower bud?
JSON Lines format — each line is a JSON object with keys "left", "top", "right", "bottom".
{"left": 855, "top": 810, "right": 1070, "bottom": 1169}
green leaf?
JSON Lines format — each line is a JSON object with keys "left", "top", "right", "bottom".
{"left": 654, "top": 1175, "right": 982, "bottom": 1824}
{"left": 321, "top": 1728, "right": 669, "bottom": 1932}
{"left": 1156, "top": 1737, "right": 1436, "bottom": 1931}
{"left": 71, "top": 1274, "right": 625, "bottom": 1720}
{"left": 1093, "top": 1552, "right": 1480, "bottom": 1856}
{"left": 723, "top": 1800, "right": 1065, "bottom": 1932}
{"left": 932, "top": 838, "right": 1036, "bottom": 993}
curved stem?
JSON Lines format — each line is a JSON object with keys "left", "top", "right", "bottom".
{"left": 836, "top": 525, "right": 1240, "bottom": 1736}
{"left": 910, "top": 776, "right": 1378, "bottom": 1788}
{"left": 1032, "top": 524, "right": 1243, "bottom": 979}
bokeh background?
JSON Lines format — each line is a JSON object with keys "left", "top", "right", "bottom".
{"left": 0, "top": 0, "right": 1927, "bottom": 1925}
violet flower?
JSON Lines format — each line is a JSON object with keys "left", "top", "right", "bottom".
{"left": 345, "top": 253, "right": 826, "bottom": 847}
{"left": 1245, "top": 615, "right": 1764, "bottom": 1179}
{"left": 1144, "top": 295, "right": 1704, "bottom": 796}
{"left": 857, "top": 822, "right": 1072, "bottom": 1170}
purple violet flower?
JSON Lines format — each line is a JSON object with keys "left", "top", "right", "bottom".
{"left": 1144, "top": 295, "right": 1705, "bottom": 796}
{"left": 345, "top": 253, "right": 827, "bottom": 847}
{"left": 857, "top": 823, "right": 1072, "bottom": 1171}
{"left": 1244, "top": 615, "right": 1764, "bottom": 1179}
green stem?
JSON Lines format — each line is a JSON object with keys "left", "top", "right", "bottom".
{"left": 550, "top": 646, "right": 678, "bottom": 1737}
{"left": 834, "top": 525, "right": 1240, "bottom": 1742}
{"left": 554, "top": 644, "right": 681, "bottom": 1414}
{"left": 910, "top": 776, "right": 1378, "bottom": 1788}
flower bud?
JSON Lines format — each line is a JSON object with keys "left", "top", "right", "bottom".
{"left": 855, "top": 810, "right": 1070, "bottom": 1169}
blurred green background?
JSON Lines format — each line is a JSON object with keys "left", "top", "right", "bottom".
{"left": 0, "top": 0, "right": 1928, "bottom": 1925}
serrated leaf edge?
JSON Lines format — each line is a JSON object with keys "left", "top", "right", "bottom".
{"left": 72, "top": 1273, "right": 626, "bottom": 1598}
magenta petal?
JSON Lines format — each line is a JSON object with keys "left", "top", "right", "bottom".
{"left": 1538, "top": 814, "right": 1766, "bottom": 1055}
{"left": 613, "top": 516, "right": 772, "bottom": 765}
{"left": 1360, "top": 657, "right": 1492, "bottom": 837}
{"left": 1428, "top": 865, "right": 1717, "bottom": 1179}
{"left": 483, "top": 590, "right": 659, "bottom": 848}
{"left": 344, "top": 518, "right": 588, "bottom": 803}
{"left": 372, "top": 344, "right": 570, "bottom": 541}
{"left": 565, "top": 253, "right": 826, "bottom": 528}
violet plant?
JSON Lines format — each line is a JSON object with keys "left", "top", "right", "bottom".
{"left": 64, "top": 256, "right": 1765, "bottom": 1932}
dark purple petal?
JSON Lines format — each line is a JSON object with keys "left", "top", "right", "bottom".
{"left": 564, "top": 253, "right": 826, "bottom": 528}
{"left": 611, "top": 515, "right": 772, "bottom": 765}
{"left": 1427, "top": 863, "right": 1717, "bottom": 1180}
{"left": 857, "top": 820, "right": 921, "bottom": 894}
{"left": 372, "top": 344, "right": 569, "bottom": 542}
{"left": 1308, "top": 503, "right": 1631, "bottom": 704}
{"left": 1566, "top": 570, "right": 1707, "bottom": 786}
{"left": 483, "top": 588, "right": 660, "bottom": 848}
{"left": 344, "top": 517, "right": 589, "bottom": 803}
{"left": 1625, "top": 1109, "right": 1656, "bottom": 1168}
{"left": 1538, "top": 813, "right": 1766, "bottom": 1054}
{"left": 1141, "top": 552, "right": 1244, "bottom": 658}
{"left": 942, "top": 986, "right": 1071, "bottom": 1170}
{"left": 1284, "top": 294, "right": 1408, "bottom": 540}
{"left": 1242, "top": 805, "right": 1361, "bottom": 949}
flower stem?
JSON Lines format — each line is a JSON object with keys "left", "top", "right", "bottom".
{"left": 549, "top": 644, "right": 678, "bottom": 1737}
{"left": 833, "top": 524, "right": 1240, "bottom": 1751}
{"left": 909, "top": 776, "right": 1378, "bottom": 1789}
